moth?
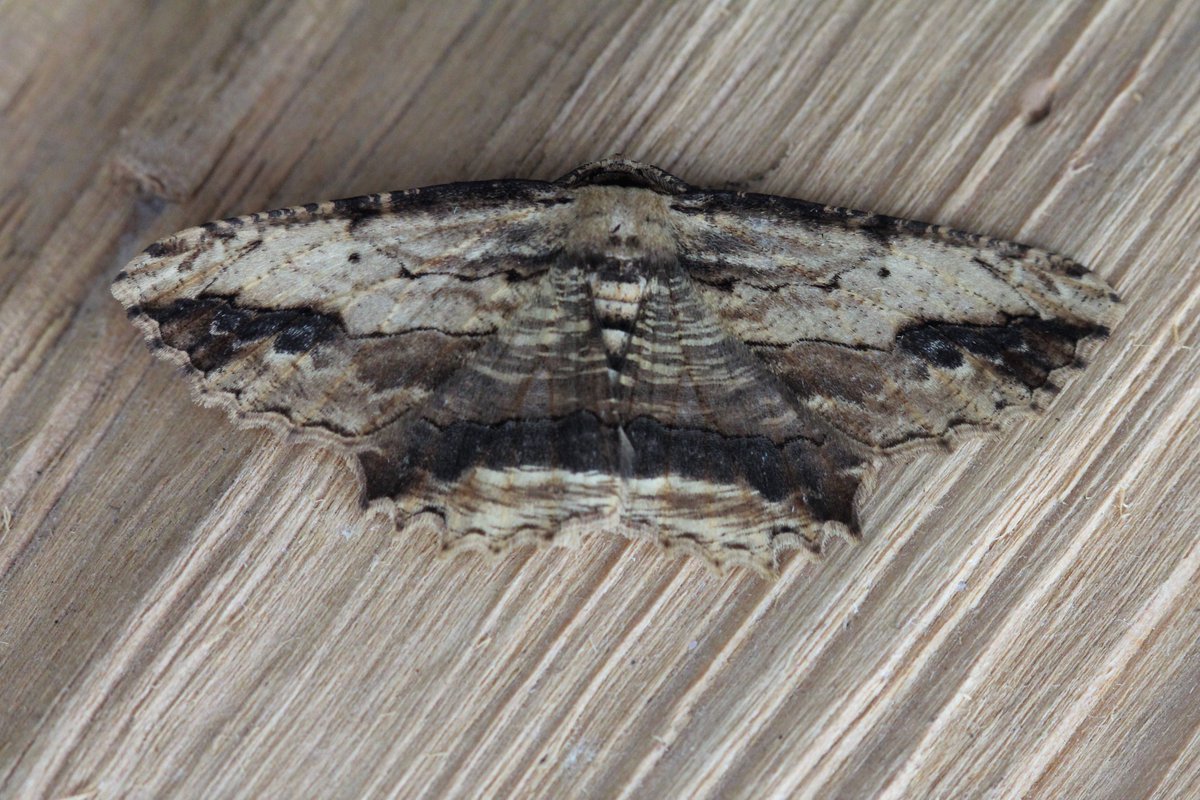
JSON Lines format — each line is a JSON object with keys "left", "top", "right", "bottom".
{"left": 113, "top": 157, "right": 1122, "bottom": 574}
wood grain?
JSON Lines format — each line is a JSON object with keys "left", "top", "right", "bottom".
{"left": 2, "top": 1, "right": 1198, "bottom": 798}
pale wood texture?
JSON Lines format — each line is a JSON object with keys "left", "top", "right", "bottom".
{"left": 2, "top": 2, "right": 1198, "bottom": 798}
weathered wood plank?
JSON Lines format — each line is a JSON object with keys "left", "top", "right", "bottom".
{"left": 2, "top": 1, "right": 1198, "bottom": 798}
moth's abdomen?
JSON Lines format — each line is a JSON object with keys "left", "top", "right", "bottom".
{"left": 588, "top": 272, "right": 649, "bottom": 373}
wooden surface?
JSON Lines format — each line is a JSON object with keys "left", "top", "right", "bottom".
{"left": 2, "top": 1, "right": 1198, "bottom": 797}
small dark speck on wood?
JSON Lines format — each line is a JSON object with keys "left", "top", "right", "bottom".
{"left": 1021, "top": 78, "right": 1056, "bottom": 126}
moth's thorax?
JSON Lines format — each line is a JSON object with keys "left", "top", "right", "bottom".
{"left": 567, "top": 186, "right": 677, "bottom": 263}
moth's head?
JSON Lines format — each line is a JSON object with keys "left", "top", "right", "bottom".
{"left": 556, "top": 157, "right": 692, "bottom": 195}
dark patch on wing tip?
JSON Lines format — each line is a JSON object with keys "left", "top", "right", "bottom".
{"left": 897, "top": 317, "right": 1108, "bottom": 389}
{"left": 304, "top": 202, "right": 320, "bottom": 214}
{"left": 1108, "top": 292, "right": 1121, "bottom": 303}
{"left": 114, "top": 270, "right": 128, "bottom": 282}
{"left": 140, "top": 294, "right": 342, "bottom": 372}
{"left": 125, "top": 304, "right": 143, "bottom": 318}
{"left": 1064, "top": 261, "right": 1088, "bottom": 277}
{"left": 273, "top": 313, "right": 339, "bottom": 353}
{"left": 896, "top": 325, "right": 965, "bottom": 370}
{"left": 221, "top": 215, "right": 245, "bottom": 226}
